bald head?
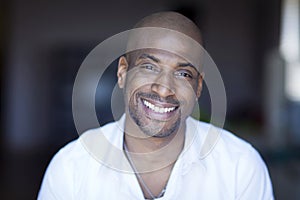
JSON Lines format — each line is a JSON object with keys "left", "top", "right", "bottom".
{"left": 134, "top": 11, "right": 202, "bottom": 44}
{"left": 125, "top": 11, "right": 204, "bottom": 71}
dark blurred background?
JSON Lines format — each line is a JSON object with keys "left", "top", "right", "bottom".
{"left": 1, "top": 0, "right": 300, "bottom": 199}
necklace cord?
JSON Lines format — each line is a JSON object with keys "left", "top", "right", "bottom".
{"left": 123, "top": 142, "right": 166, "bottom": 199}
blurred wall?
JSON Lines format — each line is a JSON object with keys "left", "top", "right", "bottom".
{"left": 3, "top": 0, "right": 281, "bottom": 152}
{"left": 3, "top": 0, "right": 168, "bottom": 151}
{"left": 5, "top": 0, "right": 300, "bottom": 200}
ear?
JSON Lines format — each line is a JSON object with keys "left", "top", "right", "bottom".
{"left": 196, "top": 72, "right": 204, "bottom": 98}
{"left": 117, "top": 56, "right": 129, "bottom": 88}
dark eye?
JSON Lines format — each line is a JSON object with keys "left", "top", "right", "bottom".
{"left": 174, "top": 70, "right": 193, "bottom": 79}
{"left": 144, "top": 64, "right": 154, "bottom": 70}
{"left": 140, "top": 64, "right": 159, "bottom": 72}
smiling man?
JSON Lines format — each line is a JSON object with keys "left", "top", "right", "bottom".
{"left": 38, "top": 12, "right": 274, "bottom": 199}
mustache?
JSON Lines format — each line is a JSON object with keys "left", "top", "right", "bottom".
{"left": 136, "top": 92, "right": 180, "bottom": 105}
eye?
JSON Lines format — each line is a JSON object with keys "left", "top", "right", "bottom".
{"left": 139, "top": 63, "right": 159, "bottom": 72}
{"left": 143, "top": 64, "right": 153, "bottom": 70}
{"left": 174, "top": 70, "right": 193, "bottom": 79}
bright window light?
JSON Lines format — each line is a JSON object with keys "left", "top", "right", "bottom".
{"left": 280, "top": 0, "right": 300, "bottom": 101}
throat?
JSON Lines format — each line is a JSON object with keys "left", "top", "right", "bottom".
{"left": 137, "top": 165, "right": 173, "bottom": 199}
{"left": 123, "top": 118, "right": 186, "bottom": 198}
{"left": 124, "top": 142, "right": 174, "bottom": 199}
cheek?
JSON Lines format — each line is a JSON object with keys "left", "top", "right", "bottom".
{"left": 179, "top": 90, "right": 197, "bottom": 107}
{"left": 123, "top": 77, "right": 153, "bottom": 106}
{"left": 174, "top": 82, "right": 198, "bottom": 112}
{"left": 126, "top": 70, "right": 156, "bottom": 87}
{"left": 123, "top": 72, "right": 144, "bottom": 98}
{"left": 175, "top": 79, "right": 198, "bottom": 98}
{"left": 124, "top": 72, "right": 158, "bottom": 97}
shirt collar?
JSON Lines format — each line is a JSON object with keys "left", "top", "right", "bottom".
{"left": 98, "top": 114, "right": 221, "bottom": 172}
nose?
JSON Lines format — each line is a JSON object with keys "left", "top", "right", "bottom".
{"left": 151, "top": 72, "right": 175, "bottom": 98}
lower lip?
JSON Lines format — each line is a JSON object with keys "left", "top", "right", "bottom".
{"left": 140, "top": 99, "right": 178, "bottom": 121}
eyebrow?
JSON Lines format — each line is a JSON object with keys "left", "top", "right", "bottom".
{"left": 138, "top": 53, "right": 160, "bottom": 63}
{"left": 178, "top": 62, "right": 195, "bottom": 68}
{"left": 178, "top": 62, "right": 199, "bottom": 74}
{"left": 138, "top": 53, "right": 200, "bottom": 74}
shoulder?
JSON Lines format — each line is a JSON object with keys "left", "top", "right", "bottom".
{"left": 42, "top": 119, "right": 121, "bottom": 176}
{"left": 41, "top": 131, "right": 95, "bottom": 181}
{"left": 38, "top": 125, "right": 112, "bottom": 199}
{"left": 188, "top": 118, "right": 274, "bottom": 198}
{"left": 37, "top": 137, "right": 85, "bottom": 199}
{"left": 46, "top": 119, "right": 120, "bottom": 169}
{"left": 187, "top": 117, "right": 270, "bottom": 176}
{"left": 188, "top": 117, "right": 258, "bottom": 159}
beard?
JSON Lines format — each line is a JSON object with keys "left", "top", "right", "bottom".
{"left": 128, "top": 92, "right": 181, "bottom": 138}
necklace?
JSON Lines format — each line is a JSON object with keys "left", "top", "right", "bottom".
{"left": 123, "top": 142, "right": 166, "bottom": 200}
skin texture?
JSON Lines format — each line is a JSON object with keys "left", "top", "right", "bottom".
{"left": 133, "top": 12, "right": 202, "bottom": 44}
{"left": 117, "top": 11, "right": 204, "bottom": 198}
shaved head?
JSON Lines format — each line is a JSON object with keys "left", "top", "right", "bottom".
{"left": 125, "top": 11, "right": 204, "bottom": 71}
{"left": 134, "top": 11, "right": 202, "bottom": 44}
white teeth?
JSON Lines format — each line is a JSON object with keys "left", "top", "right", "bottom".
{"left": 143, "top": 100, "right": 176, "bottom": 113}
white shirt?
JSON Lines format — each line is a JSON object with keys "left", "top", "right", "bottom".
{"left": 38, "top": 115, "right": 274, "bottom": 200}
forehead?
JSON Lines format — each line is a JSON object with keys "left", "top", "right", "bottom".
{"left": 126, "top": 27, "right": 204, "bottom": 70}
{"left": 129, "top": 48, "right": 189, "bottom": 64}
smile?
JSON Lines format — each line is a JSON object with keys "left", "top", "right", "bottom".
{"left": 142, "top": 99, "right": 177, "bottom": 114}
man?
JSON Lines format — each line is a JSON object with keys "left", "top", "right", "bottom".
{"left": 38, "top": 12, "right": 274, "bottom": 199}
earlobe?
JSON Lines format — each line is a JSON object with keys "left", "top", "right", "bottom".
{"left": 117, "top": 56, "right": 129, "bottom": 88}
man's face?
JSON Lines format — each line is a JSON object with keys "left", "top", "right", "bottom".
{"left": 118, "top": 49, "right": 203, "bottom": 138}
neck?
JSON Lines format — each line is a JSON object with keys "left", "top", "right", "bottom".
{"left": 124, "top": 116, "right": 186, "bottom": 172}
